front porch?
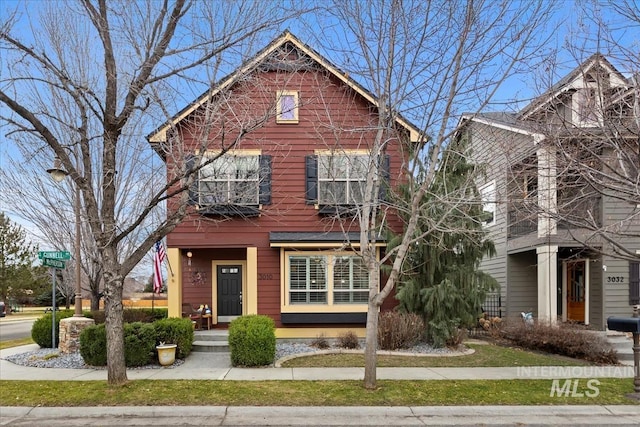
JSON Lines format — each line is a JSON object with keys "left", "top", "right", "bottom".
{"left": 506, "top": 246, "right": 603, "bottom": 328}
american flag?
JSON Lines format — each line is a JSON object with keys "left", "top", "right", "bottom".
{"left": 153, "top": 240, "right": 166, "bottom": 294}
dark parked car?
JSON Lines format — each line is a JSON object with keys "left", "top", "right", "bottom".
{"left": 0, "top": 301, "right": 5, "bottom": 317}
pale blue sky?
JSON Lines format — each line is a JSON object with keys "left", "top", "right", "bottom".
{"left": 0, "top": 0, "right": 638, "bottom": 249}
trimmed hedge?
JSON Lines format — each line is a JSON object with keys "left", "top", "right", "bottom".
{"left": 124, "top": 322, "right": 157, "bottom": 367}
{"left": 228, "top": 315, "right": 276, "bottom": 367}
{"left": 79, "top": 317, "right": 194, "bottom": 367}
{"left": 31, "top": 309, "right": 75, "bottom": 348}
{"left": 87, "top": 308, "right": 168, "bottom": 324}
{"left": 153, "top": 317, "right": 194, "bottom": 359}
{"left": 79, "top": 323, "right": 107, "bottom": 366}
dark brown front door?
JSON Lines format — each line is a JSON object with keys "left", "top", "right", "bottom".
{"left": 217, "top": 265, "right": 242, "bottom": 321}
{"left": 566, "top": 260, "right": 586, "bottom": 323}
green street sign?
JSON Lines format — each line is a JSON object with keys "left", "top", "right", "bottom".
{"left": 38, "top": 251, "right": 71, "bottom": 260}
{"left": 43, "top": 258, "right": 66, "bottom": 269}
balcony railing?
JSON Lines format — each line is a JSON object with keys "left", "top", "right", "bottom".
{"left": 507, "top": 208, "right": 537, "bottom": 238}
{"left": 507, "top": 196, "right": 602, "bottom": 239}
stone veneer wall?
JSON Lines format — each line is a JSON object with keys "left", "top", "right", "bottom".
{"left": 59, "top": 317, "right": 95, "bottom": 354}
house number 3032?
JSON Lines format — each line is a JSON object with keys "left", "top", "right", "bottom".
{"left": 258, "top": 273, "right": 273, "bottom": 280}
{"left": 606, "top": 276, "right": 624, "bottom": 283}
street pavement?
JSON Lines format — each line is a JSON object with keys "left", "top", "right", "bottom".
{"left": 1, "top": 343, "right": 639, "bottom": 425}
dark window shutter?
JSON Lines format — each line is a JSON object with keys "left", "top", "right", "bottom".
{"left": 379, "top": 154, "right": 391, "bottom": 201}
{"left": 259, "top": 155, "right": 272, "bottom": 205}
{"left": 185, "top": 154, "right": 198, "bottom": 206}
{"left": 630, "top": 262, "right": 640, "bottom": 305}
{"left": 305, "top": 155, "right": 318, "bottom": 204}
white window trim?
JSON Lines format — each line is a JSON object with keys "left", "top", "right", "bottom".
{"left": 281, "top": 250, "right": 370, "bottom": 313}
{"left": 316, "top": 151, "right": 373, "bottom": 205}
{"left": 479, "top": 180, "right": 496, "bottom": 227}
{"left": 199, "top": 151, "right": 261, "bottom": 206}
{"left": 276, "top": 90, "right": 299, "bottom": 123}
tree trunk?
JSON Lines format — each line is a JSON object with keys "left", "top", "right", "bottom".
{"left": 103, "top": 271, "right": 127, "bottom": 385}
{"left": 363, "top": 299, "right": 379, "bottom": 389}
{"left": 90, "top": 294, "right": 100, "bottom": 311}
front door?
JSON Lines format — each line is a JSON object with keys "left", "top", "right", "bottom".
{"left": 566, "top": 260, "right": 586, "bottom": 323}
{"left": 217, "top": 265, "right": 242, "bottom": 322}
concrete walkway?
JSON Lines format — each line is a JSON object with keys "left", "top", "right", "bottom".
{"left": 2, "top": 344, "right": 639, "bottom": 426}
{"left": 0, "top": 343, "right": 636, "bottom": 381}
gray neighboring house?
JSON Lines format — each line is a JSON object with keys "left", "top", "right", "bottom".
{"left": 461, "top": 54, "right": 639, "bottom": 330}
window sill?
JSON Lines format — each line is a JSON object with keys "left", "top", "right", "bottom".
{"left": 317, "top": 204, "right": 358, "bottom": 216}
{"left": 198, "top": 205, "right": 260, "bottom": 217}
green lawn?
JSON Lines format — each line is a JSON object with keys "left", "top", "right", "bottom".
{"left": 3, "top": 378, "right": 637, "bottom": 406}
{"left": 280, "top": 343, "right": 589, "bottom": 368}
{"left": 2, "top": 335, "right": 635, "bottom": 406}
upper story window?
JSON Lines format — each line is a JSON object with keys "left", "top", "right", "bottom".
{"left": 479, "top": 180, "right": 496, "bottom": 226}
{"left": 318, "top": 153, "right": 369, "bottom": 205}
{"left": 200, "top": 154, "right": 260, "bottom": 205}
{"left": 186, "top": 151, "right": 272, "bottom": 216}
{"left": 305, "top": 152, "right": 390, "bottom": 211}
{"left": 572, "top": 86, "right": 601, "bottom": 127}
{"left": 276, "top": 90, "right": 299, "bottom": 123}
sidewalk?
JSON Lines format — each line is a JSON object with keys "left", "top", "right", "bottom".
{"left": 0, "top": 343, "right": 636, "bottom": 381}
{"left": 2, "top": 344, "right": 640, "bottom": 426}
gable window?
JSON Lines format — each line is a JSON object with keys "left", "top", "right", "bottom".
{"left": 480, "top": 181, "right": 496, "bottom": 226}
{"left": 187, "top": 152, "right": 271, "bottom": 216}
{"left": 573, "top": 87, "right": 601, "bottom": 127}
{"left": 287, "top": 253, "right": 369, "bottom": 306}
{"left": 276, "top": 90, "right": 299, "bottom": 123}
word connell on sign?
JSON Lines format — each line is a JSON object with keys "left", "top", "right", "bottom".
{"left": 38, "top": 251, "right": 71, "bottom": 260}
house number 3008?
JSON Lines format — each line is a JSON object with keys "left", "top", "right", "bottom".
{"left": 606, "top": 276, "right": 624, "bottom": 283}
{"left": 258, "top": 273, "right": 273, "bottom": 280}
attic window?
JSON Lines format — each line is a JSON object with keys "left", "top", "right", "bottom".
{"left": 276, "top": 90, "right": 299, "bottom": 124}
{"left": 573, "top": 88, "right": 600, "bottom": 127}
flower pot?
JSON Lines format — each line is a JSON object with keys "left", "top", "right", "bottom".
{"left": 156, "top": 344, "right": 177, "bottom": 366}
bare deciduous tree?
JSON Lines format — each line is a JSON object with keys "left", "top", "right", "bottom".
{"left": 312, "top": 0, "right": 556, "bottom": 388}
{"left": 0, "top": 0, "right": 302, "bottom": 385}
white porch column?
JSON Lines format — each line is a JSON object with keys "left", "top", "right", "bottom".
{"left": 536, "top": 245, "right": 558, "bottom": 324}
{"left": 537, "top": 142, "right": 557, "bottom": 238}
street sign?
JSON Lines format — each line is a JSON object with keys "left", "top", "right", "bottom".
{"left": 38, "top": 251, "right": 71, "bottom": 260}
{"left": 43, "top": 258, "right": 66, "bottom": 269}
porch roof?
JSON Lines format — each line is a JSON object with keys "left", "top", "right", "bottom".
{"left": 269, "top": 231, "right": 386, "bottom": 248}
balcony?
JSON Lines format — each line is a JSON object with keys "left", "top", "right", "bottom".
{"left": 507, "top": 208, "right": 537, "bottom": 238}
{"left": 507, "top": 195, "right": 602, "bottom": 239}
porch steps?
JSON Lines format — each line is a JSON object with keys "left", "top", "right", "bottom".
{"left": 605, "top": 331, "right": 634, "bottom": 364}
{"left": 193, "top": 329, "right": 230, "bottom": 353}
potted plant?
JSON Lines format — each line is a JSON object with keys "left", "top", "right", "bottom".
{"left": 156, "top": 341, "right": 178, "bottom": 366}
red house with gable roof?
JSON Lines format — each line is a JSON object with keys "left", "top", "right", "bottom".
{"left": 148, "top": 31, "right": 419, "bottom": 338}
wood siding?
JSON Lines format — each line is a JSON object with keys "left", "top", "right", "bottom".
{"left": 506, "top": 251, "right": 538, "bottom": 319}
{"left": 468, "top": 121, "right": 536, "bottom": 313}
{"left": 165, "top": 68, "right": 407, "bottom": 327}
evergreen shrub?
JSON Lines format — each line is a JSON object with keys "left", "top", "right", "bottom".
{"left": 228, "top": 315, "right": 276, "bottom": 367}
{"left": 88, "top": 308, "right": 167, "bottom": 324}
{"left": 31, "top": 309, "right": 75, "bottom": 348}
{"left": 124, "top": 322, "right": 156, "bottom": 367}
{"left": 80, "top": 322, "right": 158, "bottom": 367}
{"left": 153, "top": 317, "right": 194, "bottom": 359}
{"left": 79, "top": 323, "right": 107, "bottom": 366}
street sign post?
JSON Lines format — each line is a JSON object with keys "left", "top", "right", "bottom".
{"left": 43, "top": 258, "right": 66, "bottom": 269}
{"left": 38, "top": 251, "right": 71, "bottom": 260}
